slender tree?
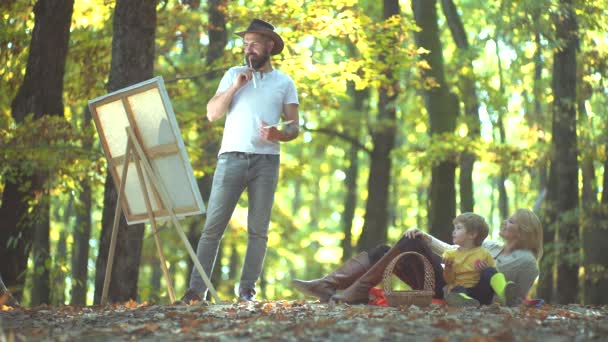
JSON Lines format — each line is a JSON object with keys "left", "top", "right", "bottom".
{"left": 586, "top": 143, "right": 608, "bottom": 303}
{"left": 493, "top": 36, "right": 510, "bottom": 222}
{"left": 356, "top": 0, "right": 401, "bottom": 252}
{"left": 411, "top": 0, "right": 458, "bottom": 243}
{"left": 94, "top": 0, "right": 156, "bottom": 304}
{"left": 543, "top": 0, "right": 579, "bottom": 304}
{"left": 581, "top": 54, "right": 608, "bottom": 306}
{"left": 0, "top": 0, "right": 74, "bottom": 303}
{"left": 341, "top": 85, "right": 367, "bottom": 260}
{"left": 70, "top": 108, "right": 93, "bottom": 305}
{"left": 440, "top": 0, "right": 481, "bottom": 213}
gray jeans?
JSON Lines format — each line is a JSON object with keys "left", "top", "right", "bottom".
{"left": 189, "top": 152, "right": 280, "bottom": 296}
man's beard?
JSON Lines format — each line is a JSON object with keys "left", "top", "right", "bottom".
{"left": 247, "top": 52, "right": 270, "bottom": 70}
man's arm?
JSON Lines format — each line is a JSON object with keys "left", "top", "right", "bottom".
{"left": 206, "top": 69, "right": 252, "bottom": 122}
{"left": 260, "top": 103, "right": 300, "bottom": 142}
{"left": 278, "top": 103, "right": 299, "bottom": 141}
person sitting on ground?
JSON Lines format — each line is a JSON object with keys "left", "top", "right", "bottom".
{"left": 292, "top": 208, "right": 542, "bottom": 306}
{"left": 292, "top": 229, "right": 446, "bottom": 304}
{"left": 440, "top": 212, "right": 517, "bottom": 307}
{"left": 407, "top": 208, "right": 543, "bottom": 306}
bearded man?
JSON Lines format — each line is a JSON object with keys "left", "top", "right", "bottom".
{"left": 179, "top": 19, "right": 299, "bottom": 303}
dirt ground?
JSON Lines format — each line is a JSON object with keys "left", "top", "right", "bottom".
{"left": 1, "top": 300, "right": 607, "bottom": 341}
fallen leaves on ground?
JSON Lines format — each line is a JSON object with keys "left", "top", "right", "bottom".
{"left": 0, "top": 300, "right": 606, "bottom": 341}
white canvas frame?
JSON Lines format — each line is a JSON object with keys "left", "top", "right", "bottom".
{"left": 88, "top": 76, "right": 205, "bottom": 224}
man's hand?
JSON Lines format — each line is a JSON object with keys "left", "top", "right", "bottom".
{"left": 235, "top": 68, "right": 254, "bottom": 89}
{"left": 260, "top": 121, "right": 283, "bottom": 141}
{"left": 207, "top": 67, "right": 254, "bottom": 122}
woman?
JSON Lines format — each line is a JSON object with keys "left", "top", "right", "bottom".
{"left": 292, "top": 208, "right": 543, "bottom": 305}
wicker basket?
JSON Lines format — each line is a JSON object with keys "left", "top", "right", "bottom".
{"left": 382, "top": 251, "right": 435, "bottom": 307}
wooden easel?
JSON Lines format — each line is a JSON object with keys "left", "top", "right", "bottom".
{"left": 101, "top": 126, "right": 219, "bottom": 305}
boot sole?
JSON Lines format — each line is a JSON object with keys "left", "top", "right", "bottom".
{"left": 446, "top": 293, "right": 480, "bottom": 307}
{"left": 291, "top": 280, "right": 333, "bottom": 302}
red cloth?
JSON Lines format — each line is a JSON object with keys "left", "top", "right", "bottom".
{"left": 369, "top": 287, "right": 448, "bottom": 306}
{"left": 368, "top": 287, "right": 447, "bottom": 306}
{"left": 369, "top": 287, "right": 542, "bottom": 307}
{"left": 368, "top": 287, "right": 388, "bottom": 306}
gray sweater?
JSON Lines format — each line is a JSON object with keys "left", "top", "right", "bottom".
{"left": 427, "top": 236, "right": 539, "bottom": 299}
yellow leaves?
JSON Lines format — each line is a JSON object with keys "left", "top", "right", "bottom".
{"left": 417, "top": 46, "right": 431, "bottom": 55}
{"left": 417, "top": 60, "right": 432, "bottom": 70}
{"left": 423, "top": 76, "right": 440, "bottom": 90}
{"left": 72, "top": 0, "right": 113, "bottom": 29}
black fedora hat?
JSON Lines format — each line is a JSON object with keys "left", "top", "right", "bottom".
{"left": 235, "top": 19, "right": 284, "bottom": 55}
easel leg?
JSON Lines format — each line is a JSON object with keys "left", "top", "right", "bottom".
{"left": 172, "top": 220, "right": 221, "bottom": 303}
{"left": 133, "top": 155, "right": 176, "bottom": 303}
{"left": 101, "top": 140, "right": 132, "bottom": 306}
{"left": 150, "top": 224, "right": 176, "bottom": 303}
{"left": 125, "top": 127, "right": 220, "bottom": 303}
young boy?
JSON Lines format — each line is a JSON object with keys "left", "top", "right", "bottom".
{"left": 443, "top": 213, "right": 517, "bottom": 307}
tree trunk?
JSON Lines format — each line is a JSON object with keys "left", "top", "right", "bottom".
{"left": 93, "top": 0, "right": 156, "bottom": 304}
{"left": 545, "top": 0, "right": 579, "bottom": 304}
{"left": 0, "top": 0, "right": 74, "bottom": 303}
{"left": 51, "top": 195, "right": 72, "bottom": 305}
{"left": 30, "top": 199, "right": 51, "bottom": 306}
{"left": 71, "top": 107, "right": 93, "bottom": 306}
{"left": 533, "top": 11, "right": 553, "bottom": 300}
{"left": 183, "top": 0, "right": 228, "bottom": 292}
{"left": 341, "top": 142, "right": 359, "bottom": 261}
{"left": 532, "top": 11, "right": 548, "bottom": 194}
{"left": 412, "top": 0, "right": 457, "bottom": 243}
{"left": 206, "top": 0, "right": 228, "bottom": 70}
{"left": 493, "top": 38, "right": 510, "bottom": 221}
{"left": 440, "top": 0, "right": 480, "bottom": 213}
{"left": 603, "top": 150, "right": 608, "bottom": 205}
{"left": 199, "top": 0, "right": 229, "bottom": 297}
{"left": 341, "top": 41, "right": 368, "bottom": 261}
{"left": 357, "top": 0, "right": 400, "bottom": 252}
{"left": 581, "top": 85, "right": 607, "bottom": 305}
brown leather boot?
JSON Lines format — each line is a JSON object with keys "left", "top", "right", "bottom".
{"left": 291, "top": 252, "right": 370, "bottom": 302}
{"left": 330, "top": 243, "right": 404, "bottom": 304}
{"left": 0, "top": 275, "right": 19, "bottom": 307}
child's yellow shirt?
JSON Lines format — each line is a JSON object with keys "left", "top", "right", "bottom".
{"left": 443, "top": 247, "right": 496, "bottom": 289}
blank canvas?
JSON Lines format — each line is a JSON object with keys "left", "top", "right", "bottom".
{"left": 89, "top": 76, "right": 205, "bottom": 225}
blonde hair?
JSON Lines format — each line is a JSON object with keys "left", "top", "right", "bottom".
{"left": 454, "top": 212, "right": 489, "bottom": 246}
{"left": 512, "top": 208, "right": 543, "bottom": 260}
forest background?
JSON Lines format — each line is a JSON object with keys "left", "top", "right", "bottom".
{"left": 1, "top": 0, "right": 607, "bottom": 308}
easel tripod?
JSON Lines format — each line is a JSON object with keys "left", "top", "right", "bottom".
{"left": 100, "top": 127, "right": 219, "bottom": 305}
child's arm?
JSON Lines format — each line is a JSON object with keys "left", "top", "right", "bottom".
{"left": 485, "top": 252, "right": 496, "bottom": 268}
{"left": 475, "top": 249, "right": 497, "bottom": 270}
{"left": 442, "top": 252, "right": 456, "bottom": 284}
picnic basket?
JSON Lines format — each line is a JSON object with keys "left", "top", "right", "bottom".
{"left": 382, "top": 251, "right": 435, "bottom": 307}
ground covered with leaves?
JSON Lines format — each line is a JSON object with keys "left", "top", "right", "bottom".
{"left": 1, "top": 300, "right": 607, "bottom": 341}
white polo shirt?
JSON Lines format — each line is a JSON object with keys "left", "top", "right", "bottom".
{"left": 215, "top": 66, "right": 299, "bottom": 156}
